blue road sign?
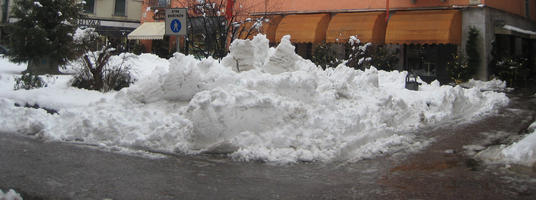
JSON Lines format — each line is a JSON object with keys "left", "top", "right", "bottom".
{"left": 170, "top": 19, "right": 182, "bottom": 33}
{"left": 165, "top": 8, "right": 187, "bottom": 36}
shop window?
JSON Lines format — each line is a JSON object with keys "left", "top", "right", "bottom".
{"left": 403, "top": 44, "right": 457, "bottom": 84}
{"left": 114, "top": 0, "right": 126, "bottom": 16}
{"left": 83, "top": 0, "right": 95, "bottom": 14}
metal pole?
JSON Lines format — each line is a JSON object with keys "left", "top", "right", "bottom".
{"left": 176, "top": 36, "right": 180, "bottom": 53}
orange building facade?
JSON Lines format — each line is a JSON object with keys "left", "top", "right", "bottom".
{"left": 130, "top": 0, "right": 536, "bottom": 81}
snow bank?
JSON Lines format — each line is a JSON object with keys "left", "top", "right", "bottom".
{"left": 500, "top": 121, "right": 536, "bottom": 167}
{"left": 0, "top": 35, "right": 510, "bottom": 163}
{"left": 0, "top": 189, "right": 22, "bottom": 200}
{"left": 461, "top": 79, "right": 507, "bottom": 92}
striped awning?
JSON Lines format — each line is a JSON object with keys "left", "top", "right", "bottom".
{"left": 275, "top": 14, "right": 330, "bottom": 43}
{"left": 127, "top": 22, "right": 165, "bottom": 40}
{"left": 326, "top": 12, "right": 387, "bottom": 43}
{"left": 385, "top": 10, "right": 462, "bottom": 44}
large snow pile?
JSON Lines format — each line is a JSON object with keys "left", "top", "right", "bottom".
{"left": 0, "top": 189, "right": 23, "bottom": 200}
{"left": 0, "top": 35, "right": 509, "bottom": 163}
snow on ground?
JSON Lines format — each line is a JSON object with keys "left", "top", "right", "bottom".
{"left": 0, "top": 35, "right": 510, "bottom": 163}
{"left": 461, "top": 78, "right": 508, "bottom": 92}
{"left": 478, "top": 121, "right": 536, "bottom": 167}
{"left": 0, "top": 189, "right": 22, "bottom": 200}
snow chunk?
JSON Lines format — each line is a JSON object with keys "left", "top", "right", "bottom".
{"left": 262, "top": 35, "right": 301, "bottom": 74}
{"left": 223, "top": 34, "right": 270, "bottom": 72}
{"left": 73, "top": 27, "right": 98, "bottom": 43}
{"left": 0, "top": 189, "right": 23, "bottom": 200}
{"left": 34, "top": 1, "right": 43, "bottom": 7}
{"left": 501, "top": 121, "right": 536, "bottom": 167}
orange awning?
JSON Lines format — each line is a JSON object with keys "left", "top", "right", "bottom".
{"left": 326, "top": 12, "right": 387, "bottom": 43}
{"left": 237, "top": 16, "right": 282, "bottom": 42}
{"left": 385, "top": 10, "right": 462, "bottom": 45}
{"left": 275, "top": 14, "right": 330, "bottom": 43}
{"left": 263, "top": 15, "right": 283, "bottom": 42}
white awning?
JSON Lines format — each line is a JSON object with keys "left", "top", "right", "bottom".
{"left": 496, "top": 24, "right": 536, "bottom": 39}
{"left": 127, "top": 22, "right": 165, "bottom": 40}
{"left": 503, "top": 25, "right": 536, "bottom": 35}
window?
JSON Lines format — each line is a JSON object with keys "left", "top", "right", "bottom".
{"left": 158, "top": 0, "right": 168, "bottom": 7}
{"left": 83, "top": 0, "right": 95, "bottom": 13}
{"left": 114, "top": 0, "right": 126, "bottom": 16}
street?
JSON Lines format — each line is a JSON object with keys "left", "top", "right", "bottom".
{"left": 1, "top": 93, "right": 535, "bottom": 200}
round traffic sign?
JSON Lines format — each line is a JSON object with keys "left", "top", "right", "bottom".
{"left": 170, "top": 19, "right": 182, "bottom": 33}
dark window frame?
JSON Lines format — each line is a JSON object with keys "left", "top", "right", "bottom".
{"left": 114, "top": 0, "right": 127, "bottom": 17}
{"left": 84, "top": 0, "right": 95, "bottom": 14}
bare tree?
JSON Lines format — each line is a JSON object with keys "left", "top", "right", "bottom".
{"left": 179, "top": 0, "right": 276, "bottom": 59}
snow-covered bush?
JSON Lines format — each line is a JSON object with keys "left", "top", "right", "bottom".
{"left": 345, "top": 36, "right": 398, "bottom": 71}
{"left": 71, "top": 46, "right": 134, "bottom": 92}
{"left": 13, "top": 72, "right": 47, "bottom": 90}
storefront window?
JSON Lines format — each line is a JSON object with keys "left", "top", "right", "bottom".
{"left": 404, "top": 44, "right": 456, "bottom": 84}
{"left": 114, "top": 0, "right": 126, "bottom": 16}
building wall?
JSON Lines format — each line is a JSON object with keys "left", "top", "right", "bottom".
{"left": 462, "top": 7, "right": 491, "bottom": 80}
{"left": 484, "top": 0, "right": 534, "bottom": 20}
{"left": 86, "top": 0, "right": 141, "bottom": 22}
{"left": 247, "top": 0, "right": 536, "bottom": 22}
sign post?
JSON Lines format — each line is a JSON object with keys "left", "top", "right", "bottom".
{"left": 165, "top": 8, "right": 188, "bottom": 53}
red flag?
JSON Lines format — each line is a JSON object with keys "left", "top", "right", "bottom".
{"left": 225, "top": 0, "right": 234, "bottom": 21}
{"left": 386, "top": 0, "right": 390, "bottom": 22}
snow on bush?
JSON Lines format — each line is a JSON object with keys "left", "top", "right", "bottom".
{"left": 0, "top": 35, "right": 509, "bottom": 163}
{"left": 0, "top": 189, "right": 23, "bottom": 200}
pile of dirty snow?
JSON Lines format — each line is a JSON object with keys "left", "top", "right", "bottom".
{"left": 0, "top": 35, "right": 510, "bottom": 163}
{"left": 0, "top": 189, "right": 22, "bottom": 200}
{"left": 477, "top": 120, "right": 536, "bottom": 168}
{"left": 500, "top": 121, "right": 536, "bottom": 167}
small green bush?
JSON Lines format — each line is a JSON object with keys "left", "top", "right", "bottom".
{"left": 14, "top": 73, "right": 47, "bottom": 90}
{"left": 312, "top": 43, "right": 342, "bottom": 69}
{"left": 447, "top": 53, "right": 471, "bottom": 84}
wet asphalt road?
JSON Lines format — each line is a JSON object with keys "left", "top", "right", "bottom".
{"left": 1, "top": 93, "right": 536, "bottom": 200}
